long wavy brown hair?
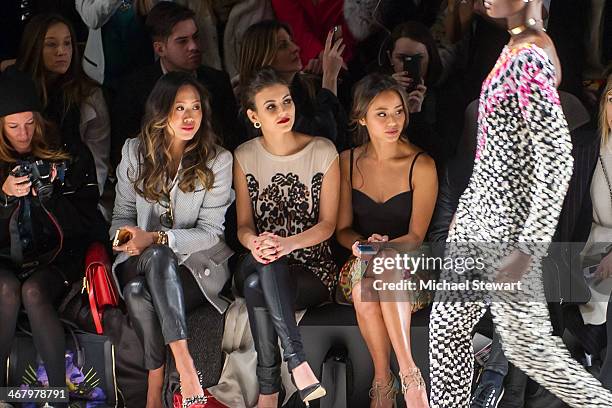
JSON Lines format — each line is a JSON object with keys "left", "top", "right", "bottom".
{"left": 0, "top": 112, "right": 69, "bottom": 179}
{"left": 600, "top": 74, "right": 612, "bottom": 148}
{"left": 16, "top": 14, "right": 97, "bottom": 116}
{"left": 133, "top": 72, "right": 218, "bottom": 203}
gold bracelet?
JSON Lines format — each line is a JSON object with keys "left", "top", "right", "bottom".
{"left": 156, "top": 231, "right": 168, "bottom": 245}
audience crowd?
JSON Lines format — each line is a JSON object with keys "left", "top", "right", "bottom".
{"left": 0, "top": 0, "right": 611, "bottom": 407}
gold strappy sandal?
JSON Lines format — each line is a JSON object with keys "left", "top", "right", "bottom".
{"left": 369, "top": 372, "right": 400, "bottom": 407}
{"left": 399, "top": 367, "right": 426, "bottom": 395}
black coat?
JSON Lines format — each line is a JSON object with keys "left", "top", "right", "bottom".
{"left": 0, "top": 146, "right": 100, "bottom": 282}
{"left": 111, "top": 61, "right": 241, "bottom": 165}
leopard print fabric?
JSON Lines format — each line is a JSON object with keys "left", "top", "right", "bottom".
{"left": 234, "top": 137, "right": 339, "bottom": 294}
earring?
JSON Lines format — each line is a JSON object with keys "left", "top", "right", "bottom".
{"left": 253, "top": 122, "right": 261, "bottom": 129}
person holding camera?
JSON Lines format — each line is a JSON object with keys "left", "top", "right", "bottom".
{"left": 387, "top": 21, "right": 453, "bottom": 165}
{"left": 0, "top": 71, "right": 100, "bottom": 392}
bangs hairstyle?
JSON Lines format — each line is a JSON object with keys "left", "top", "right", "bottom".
{"left": 387, "top": 21, "right": 442, "bottom": 86}
{"left": 350, "top": 73, "right": 410, "bottom": 146}
{"left": 0, "top": 112, "right": 69, "bottom": 178}
{"left": 133, "top": 72, "right": 218, "bottom": 203}
{"left": 600, "top": 74, "right": 612, "bottom": 148}
{"left": 16, "top": 13, "right": 96, "bottom": 114}
{"left": 238, "top": 20, "right": 293, "bottom": 84}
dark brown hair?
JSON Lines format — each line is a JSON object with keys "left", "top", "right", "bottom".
{"left": 350, "top": 73, "right": 411, "bottom": 146}
{"left": 240, "top": 66, "right": 289, "bottom": 113}
{"left": 16, "top": 13, "right": 97, "bottom": 114}
{"left": 388, "top": 21, "right": 443, "bottom": 86}
{"left": 146, "top": 2, "right": 196, "bottom": 42}
{"left": 132, "top": 72, "right": 218, "bottom": 202}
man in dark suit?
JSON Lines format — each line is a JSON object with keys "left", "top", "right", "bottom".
{"left": 110, "top": 2, "right": 240, "bottom": 167}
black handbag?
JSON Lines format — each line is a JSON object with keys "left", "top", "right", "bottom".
{"left": 7, "top": 320, "right": 118, "bottom": 407}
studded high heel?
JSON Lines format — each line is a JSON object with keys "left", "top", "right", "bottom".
{"left": 175, "top": 370, "right": 207, "bottom": 408}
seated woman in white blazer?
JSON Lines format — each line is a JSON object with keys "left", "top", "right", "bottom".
{"left": 110, "top": 71, "right": 234, "bottom": 408}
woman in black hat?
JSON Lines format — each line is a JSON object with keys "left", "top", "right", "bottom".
{"left": 0, "top": 70, "right": 99, "bottom": 392}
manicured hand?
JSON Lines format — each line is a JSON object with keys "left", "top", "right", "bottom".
{"left": 114, "top": 225, "right": 154, "bottom": 257}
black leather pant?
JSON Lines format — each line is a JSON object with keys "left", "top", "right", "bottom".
{"left": 118, "top": 245, "right": 206, "bottom": 370}
{"left": 234, "top": 254, "right": 329, "bottom": 394}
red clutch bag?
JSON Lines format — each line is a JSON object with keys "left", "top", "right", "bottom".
{"left": 83, "top": 242, "right": 119, "bottom": 334}
{"left": 173, "top": 390, "right": 228, "bottom": 408}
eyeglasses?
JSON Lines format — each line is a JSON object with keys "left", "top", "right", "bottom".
{"left": 159, "top": 193, "right": 174, "bottom": 228}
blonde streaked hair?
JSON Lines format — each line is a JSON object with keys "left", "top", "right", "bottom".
{"left": 600, "top": 74, "right": 612, "bottom": 148}
{"left": 132, "top": 72, "right": 218, "bottom": 203}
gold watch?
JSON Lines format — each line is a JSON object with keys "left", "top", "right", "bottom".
{"left": 155, "top": 231, "right": 168, "bottom": 245}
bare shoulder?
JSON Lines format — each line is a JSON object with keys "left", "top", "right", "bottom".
{"left": 339, "top": 148, "right": 351, "bottom": 163}
{"left": 413, "top": 151, "right": 437, "bottom": 177}
{"left": 339, "top": 149, "right": 353, "bottom": 174}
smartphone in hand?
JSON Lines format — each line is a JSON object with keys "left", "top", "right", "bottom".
{"left": 331, "top": 25, "right": 343, "bottom": 43}
{"left": 112, "top": 229, "right": 132, "bottom": 247}
{"left": 357, "top": 243, "right": 378, "bottom": 256}
{"left": 403, "top": 54, "right": 422, "bottom": 92}
{"left": 583, "top": 264, "right": 600, "bottom": 279}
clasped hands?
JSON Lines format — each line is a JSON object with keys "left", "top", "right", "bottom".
{"left": 250, "top": 232, "right": 296, "bottom": 264}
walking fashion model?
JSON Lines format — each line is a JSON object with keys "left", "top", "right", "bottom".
{"left": 428, "top": 1, "right": 612, "bottom": 407}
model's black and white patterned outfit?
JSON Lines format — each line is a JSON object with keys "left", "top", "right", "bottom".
{"left": 428, "top": 44, "right": 612, "bottom": 407}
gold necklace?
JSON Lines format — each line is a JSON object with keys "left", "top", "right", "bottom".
{"left": 507, "top": 18, "right": 545, "bottom": 35}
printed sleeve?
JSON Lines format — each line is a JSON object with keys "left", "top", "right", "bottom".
{"left": 512, "top": 47, "right": 573, "bottom": 256}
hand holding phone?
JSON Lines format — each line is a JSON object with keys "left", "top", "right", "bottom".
{"left": 357, "top": 244, "right": 378, "bottom": 256}
{"left": 112, "top": 228, "right": 133, "bottom": 247}
{"left": 403, "top": 54, "right": 422, "bottom": 93}
{"left": 583, "top": 264, "right": 600, "bottom": 279}
{"left": 331, "top": 25, "right": 342, "bottom": 44}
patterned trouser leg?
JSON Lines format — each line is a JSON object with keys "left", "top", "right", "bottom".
{"left": 429, "top": 300, "right": 487, "bottom": 408}
{"left": 490, "top": 270, "right": 612, "bottom": 408}
{"left": 429, "top": 261, "right": 612, "bottom": 408}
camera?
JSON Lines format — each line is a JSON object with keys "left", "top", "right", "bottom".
{"left": 10, "top": 160, "right": 65, "bottom": 198}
